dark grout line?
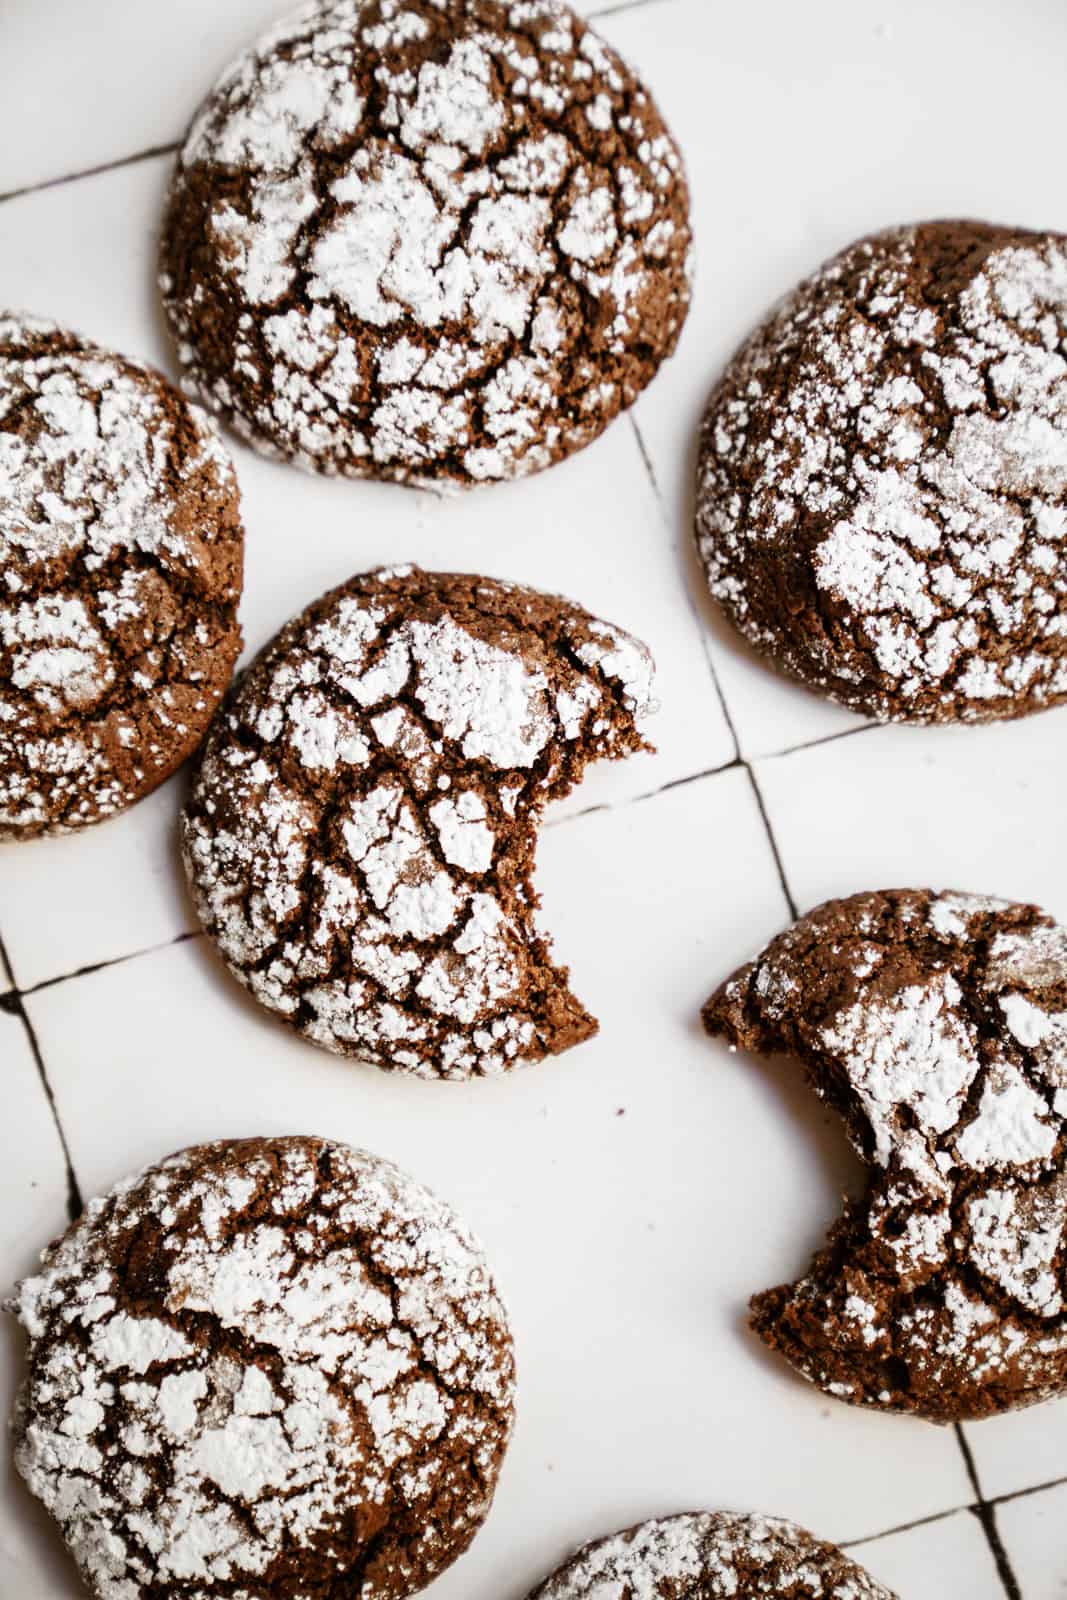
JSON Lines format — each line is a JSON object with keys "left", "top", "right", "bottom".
{"left": 0, "top": 141, "right": 179, "bottom": 206}
{"left": 967, "top": 1504, "right": 1024, "bottom": 1600}
{"left": 546, "top": 757, "right": 743, "bottom": 830}
{"left": 634, "top": 757, "right": 741, "bottom": 804}
{"left": 629, "top": 411, "right": 663, "bottom": 500}
{"left": 1, "top": 935, "right": 83, "bottom": 1223}
{"left": 992, "top": 1471, "right": 1067, "bottom": 1509}
{"left": 955, "top": 1425, "right": 989, "bottom": 1515}
{"left": 760, "top": 719, "right": 881, "bottom": 764}
{"left": 744, "top": 765, "right": 799, "bottom": 921}
{"left": 840, "top": 1501, "right": 966, "bottom": 1550}
{"left": 21, "top": 930, "right": 201, "bottom": 1000}
{"left": 840, "top": 1470, "right": 1067, "bottom": 1558}
{"left": 955, "top": 1425, "right": 1024, "bottom": 1600}
{"left": 544, "top": 800, "right": 612, "bottom": 830}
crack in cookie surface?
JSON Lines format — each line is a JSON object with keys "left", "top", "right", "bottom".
{"left": 695, "top": 221, "right": 1067, "bottom": 723}
{"left": 9, "top": 1135, "right": 516, "bottom": 1600}
{"left": 0, "top": 313, "right": 244, "bottom": 836}
{"left": 704, "top": 889, "right": 1067, "bottom": 1423}
{"left": 183, "top": 564, "right": 655, "bottom": 1078}
{"left": 526, "top": 1511, "right": 895, "bottom": 1599}
{"left": 160, "top": 0, "right": 692, "bottom": 487}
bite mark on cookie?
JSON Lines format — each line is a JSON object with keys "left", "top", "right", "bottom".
{"left": 704, "top": 889, "right": 1067, "bottom": 1422}
{"left": 183, "top": 565, "right": 656, "bottom": 1079}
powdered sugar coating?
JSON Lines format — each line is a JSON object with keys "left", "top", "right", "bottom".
{"left": 0, "top": 314, "right": 243, "bottom": 836}
{"left": 9, "top": 1136, "right": 515, "bottom": 1600}
{"left": 696, "top": 221, "right": 1067, "bottom": 723}
{"left": 705, "top": 889, "right": 1067, "bottom": 1422}
{"left": 528, "top": 1511, "right": 894, "bottom": 1599}
{"left": 183, "top": 566, "right": 655, "bottom": 1078}
{"left": 161, "top": 0, "right": 692, "bottom": 487}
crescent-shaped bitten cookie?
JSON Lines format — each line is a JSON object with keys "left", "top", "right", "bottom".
{"left": 705, "top": 889, "right": 1067, "bottom": 1423}
{"left": 184, "top": 564, "right": 655, "bottom": 1078}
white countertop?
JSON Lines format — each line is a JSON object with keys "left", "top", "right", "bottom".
{"left": 1, "top": 3, "right": 1065, "bottom": 1597}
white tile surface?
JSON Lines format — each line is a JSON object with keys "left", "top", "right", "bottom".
{"left": 0, "top": 153, "right": 732, "bottom": 987}
{"left": 751, "top": 714, "right": 1067, "bottom": 1579}
{"left": 4, "top": 0, "right": 1067, "bottom": 1593}
{"left": 0, "top": 778, "right": 194, "bottom": 993}
{"left": 0, "top": 0, "right": 655, "bottom": 196}
{"left": 963, "top": 1396, "right": 1067, "bottom": 1506}
{"left": 609, "top": 0, "right": 1067, "bottom": 758}
{"left": 0, "top": 1009, "right": 68, "bottom": 1306}
{"left": 850, "top": 1510, "right": 1004, "bottom": 1600}
{"left": 755, "top": 708, "right": 1067, "bottom": 922}
{"left": 24, "top": 771, "right": 974, "bottom": 1595}
{"left": 0, "top": 1008, "right": 80, "bottom": 1600}
{"left": 998, "top": 1485, "right": 1067, "bottom": 1600}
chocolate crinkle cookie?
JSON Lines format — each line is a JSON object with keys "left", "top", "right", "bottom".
{"left": 9, "top": 1135, "right": 515, "bottom": 1600}
{"left": 0, "top": 313, "right": 243, "bottom": 836}
{"left": 526, "top": 1511, "right": 895, "bottom": 1599}
{"left": 696, "top": 221, "right": 1067, "bottom": 723}
{"left": 705, "top": 889, "right": 1067, "bottom": 1423}
{"left": 183, "top": 564, "right": 655, "bottom": 1078}
{"left": 160, "top": 0, "right": 692, "bottom": 487}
